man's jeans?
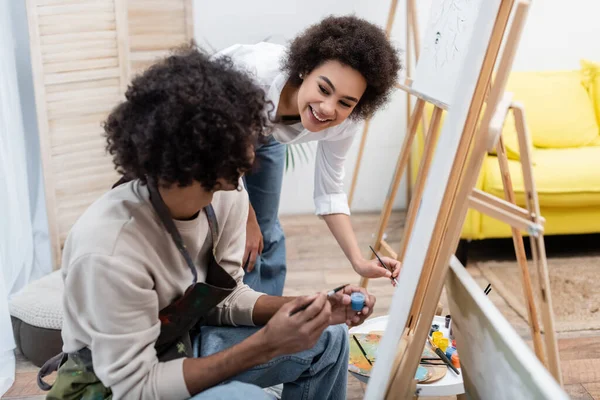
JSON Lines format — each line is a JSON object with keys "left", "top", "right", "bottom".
{"left": 189, "top": 324, "right": 349, "bottom": 400}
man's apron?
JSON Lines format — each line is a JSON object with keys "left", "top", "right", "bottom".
{"left": 36, "top": 177, "right": 237, "bottom": 399}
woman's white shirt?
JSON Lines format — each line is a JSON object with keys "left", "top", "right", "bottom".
{"left": 215, "top": 42, "right": 361, "bottom": 216}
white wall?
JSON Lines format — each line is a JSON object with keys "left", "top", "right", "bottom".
{"left": 195, "top": 0, "right": 600, "bottom": 215}
{"left": 509, "top": 0, "right": 600, "bottom": 71}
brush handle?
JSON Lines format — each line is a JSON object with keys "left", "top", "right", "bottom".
{"left": 435, "top": 347, "right": 460, "bottom": 375}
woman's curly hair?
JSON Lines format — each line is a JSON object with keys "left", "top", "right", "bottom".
{"left": 104, "top": 44, "right": 270, "bottom": 190}
{"left": 282, "top": 15, "right": 402, "bottom": 120}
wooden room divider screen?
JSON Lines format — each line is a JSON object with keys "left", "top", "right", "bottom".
{"left": 25, "top": 0, "right": 194, "bottom": 269}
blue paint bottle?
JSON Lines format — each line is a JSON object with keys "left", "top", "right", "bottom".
{"left": 446, "top": 346, "right": 457, "bottom": 359}
{"left": 350, "top": 292, "right": 365, "bottom": 311}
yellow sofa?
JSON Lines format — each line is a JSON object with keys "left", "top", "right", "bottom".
{"left": 411, "top": 60, "right": 600, "bottom": 243}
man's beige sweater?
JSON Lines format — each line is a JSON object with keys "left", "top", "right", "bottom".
{"left": 59, "top": 179, "right": 264, "bottom": 400}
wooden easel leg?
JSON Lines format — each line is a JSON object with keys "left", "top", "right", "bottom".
{"left": 405, "top": 0, "right": 414, "bottom": 211}
{"left": 495, "top": 136, "right": 546, "bottom": 364}
{"left": 512, "top": 105, "right": 563, "bottom": 385}
{"left": 360, "top": 99, "right": 426, "bottom": 288}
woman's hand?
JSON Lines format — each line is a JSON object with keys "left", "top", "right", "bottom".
{"left": 353, "top": 256, "right": 401, "bottom": 283}
{"left": 328, "top": 285, "right": 376, "bottom": 327}
{"left": 244, "top": 210, "right": 264, "bottom": 272}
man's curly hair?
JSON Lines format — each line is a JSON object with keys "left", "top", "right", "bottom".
{"left": 104, "top": 44, "right": 270, "bottom": 190}
{"left": 282, "top": 15, "right": 402, "bottom": 120}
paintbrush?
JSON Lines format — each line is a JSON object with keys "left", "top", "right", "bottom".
{"left": 427, "top": 336, "right": 460, "bottom": 375}
{"left": 289, "top": 284, "right": 348, "bottom": 316}
{"left": 352, "top": 335, "right": 373, "bottom": 366}
{"left": 369, "top": 246, "right": 398, "bottom": 286}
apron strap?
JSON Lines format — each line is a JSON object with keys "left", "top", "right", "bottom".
{"left": 146, "top": 176, "right": 200, "bottom": 284}
{"left": 146, "top": 177, "right": 220, "bottom": 285}
{"left": 203, "top": 204, "right": 219, "bottom": 253}
{"left": 37, "top": 352, "right": 67, "bottom": 390}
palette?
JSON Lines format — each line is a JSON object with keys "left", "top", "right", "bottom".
{"left": 348, "top": 331, "right": 447, "bottom": 384}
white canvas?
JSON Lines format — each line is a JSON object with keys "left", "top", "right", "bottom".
{"left": 445, "top": 256, "right": 568, "bottom": 400}
{"left": 412, "top": 0, "right": 486, "bottom": 106}
{"left": 363, "top": 0, "right": 502, "bottom": 397}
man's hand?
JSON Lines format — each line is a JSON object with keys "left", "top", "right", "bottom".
{"left": 353, "top": 256, "right": 401, "bottom": 282}
{"left": 258, "top": 294, "right": 332, "bottom": 358}
{"left": 244, "top": 208, "right": 263, "bottom": 272}
{"left": 328, "top": 285, "right": 376, "bottom": 327}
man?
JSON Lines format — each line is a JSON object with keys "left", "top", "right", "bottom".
{"left": 38, "top": 45, "right": 376, "bottom": 400}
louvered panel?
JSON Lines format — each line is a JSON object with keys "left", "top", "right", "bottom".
{"left": 37, "top": 2, "right": 115, "bottom": 15}
{"left": 45, "top": 67, "right": 121, "bottom": 85}
{"left": 48, "top": 112, "right": 111, "bottom": 130}
{"left": 27, "top": 0, "right": 129, "bottom": 269}
{"left": 41, "top": 31, "right": 117, "bottom": 46}
{"left": 28, "top": 0, "right": 193, "bottom": 269}
{"left": 45, "top": 78, "right": 120, "bottom": 94}
{"left": 46, "top": 94, "right": 122, "bottom": 119}
{"left": 55, "top": 170, "right": 118, "bottom": 197}
{"left": 37, "top": 0, "right": 90, "bottom": 6}
{"left": 39, "top": 11, "right": 115, "bottom": 26}
{"left": 57, "top": 164, "right": 116, "bottom": 181}
{"left": 52, "top": 130, "right": 106, "bottom": 150}
{"left": 40, "top": 20, "right": 117, "bottom": 36}
{"left": 51, "top": 148, "right": 111, "bottom": 171}
{"left": 46, "top": 83, "right": 119, "bottom": 102}
{"left": 43, "top": 48, "right": 118, "bottom": 64}
{"left": 51, "top": 136, "right": 108, "bottom": 156}
{"left": 44, "top": 58, "right": 119, "bottom": 74}
{"left": 129, "top": 0, "right": 185, "bottom": 12}
{"left": 127, "top": 0, "right": 193, "bottom": 76}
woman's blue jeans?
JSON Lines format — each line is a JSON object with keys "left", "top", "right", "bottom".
{"left": 243, "top": 136, "right": 287, "bottom": 296}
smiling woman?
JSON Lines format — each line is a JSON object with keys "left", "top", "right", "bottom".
{"left": 213, "top": 15, "right": 402, "bottom": 296}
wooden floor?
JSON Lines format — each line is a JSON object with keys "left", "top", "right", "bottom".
{"left": 5, "top": 211, "right": 600, "bottom": 399}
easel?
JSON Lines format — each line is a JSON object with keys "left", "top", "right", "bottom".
{"left": 360, "top": 1, "right": 563, "bottom": 398}
{"left": 348, "top": 0, "right": 426, "bottom": 210}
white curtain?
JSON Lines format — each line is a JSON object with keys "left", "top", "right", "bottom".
{"left": 1, "top": 0, "right": 52, "bottom": 396}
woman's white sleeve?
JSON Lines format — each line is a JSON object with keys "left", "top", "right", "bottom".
{"left": 313, "top": 130, "right": 357, "bottom": 216}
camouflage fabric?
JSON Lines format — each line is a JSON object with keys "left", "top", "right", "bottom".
{"left": 46, "top": 349, "right": 112, "bottom": 400}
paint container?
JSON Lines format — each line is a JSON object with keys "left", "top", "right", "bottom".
{"left": 437, "top": 338, "right": 449, "bottom": 352}
{"left": 445, "top": 315, "right": 451, "bottom": 328}
{"left": 350, "top": 292, "right": 365, "bottom": 311}
{"left": 429, "top": 324, "right": 440, "bottom": 337}
{"left": 445, "top": 346, "right": 457, "bottom": 359}
{"left": 432, "top": 331, "right": 443, "bottom": 342}
{"left": 451, "top": 352, "right": 460, "bottom": 369}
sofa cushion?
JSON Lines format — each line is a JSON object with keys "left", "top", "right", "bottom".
{"left": 484, "top": 146, "right": 600, "bottom": 208}
{"left": 502, "top": 71, "right": 599, "bottom": 149}
{"left": 581, "top": 59, "right": 600, "bottom": 127}
{"left": 9, "top": 270, "right": 64, "bottom": 367}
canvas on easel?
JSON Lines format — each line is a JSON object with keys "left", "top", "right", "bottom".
{"left": 358, "top": 1, "right": 552, "bottom": 372}
{"left": 444, "top": 255, "right": 568, "bottom": 400}
{"left": 361, "top": 0, "right": 565, "bottom": 398}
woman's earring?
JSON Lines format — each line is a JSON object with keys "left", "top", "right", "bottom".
{"left": 299, "top": 73, "right": 304, "bottom": 79}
